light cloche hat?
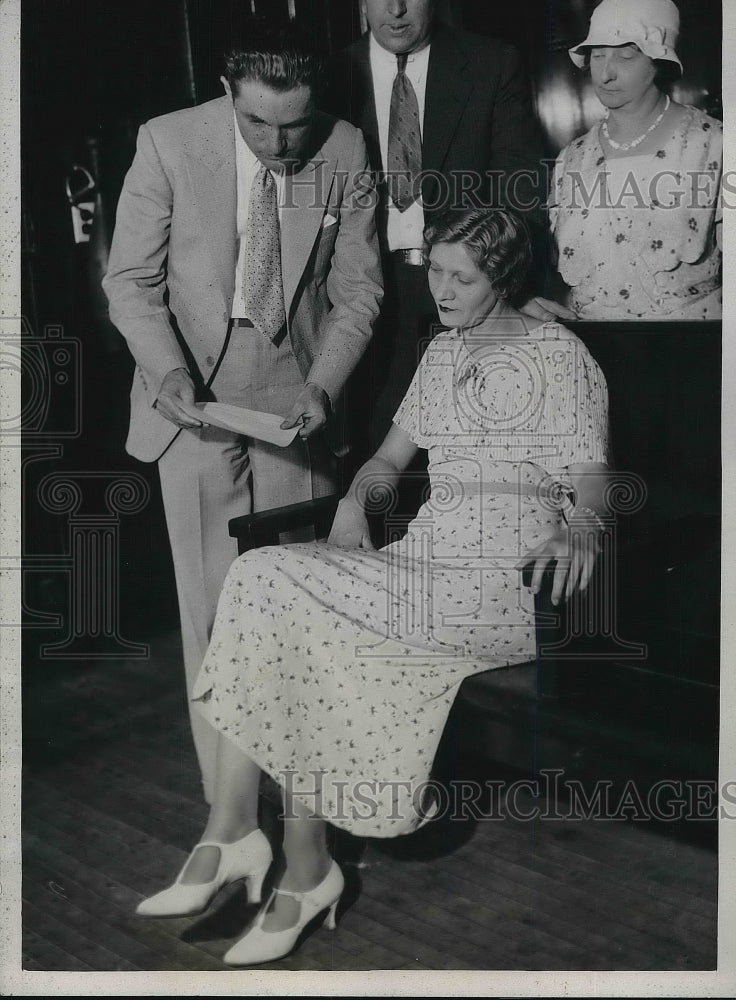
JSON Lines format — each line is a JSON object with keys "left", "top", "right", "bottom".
{"left": 569, "top": 0, "right": 682, "bottom": 74}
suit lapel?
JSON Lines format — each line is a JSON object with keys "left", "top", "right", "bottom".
{"left": 422, "top": 29, "right": 472, "bottom": 175}
{"left": 281, "top": 149, "right": 333, "bottom": 314}
{"left": 183, "top": 97, "right": 237, "bottom": 311}
{"left": 350, "top": 35, "right": 383, "bottom": 172}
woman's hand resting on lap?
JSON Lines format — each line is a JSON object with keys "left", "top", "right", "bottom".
{"left": 328, "top": 497, "right": 375, "bottom": 550}
{"left": 517, "top": 519, "right": 603, "bottom": 606}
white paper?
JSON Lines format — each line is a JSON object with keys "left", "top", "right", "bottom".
{"left": 179, "top": 401, "right": 299, "bottom": 446}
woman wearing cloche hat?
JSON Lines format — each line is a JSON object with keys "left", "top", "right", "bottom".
{"left": 548, "top": 0, "right": 722, "bottom": 320}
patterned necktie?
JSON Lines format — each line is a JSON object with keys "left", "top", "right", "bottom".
{"left": 243, "top": 164, "right": 286, "bottom": 340}
{"left": 386, "top": 53, "right": 422, "bottom": 212}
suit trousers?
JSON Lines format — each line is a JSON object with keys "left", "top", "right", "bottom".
{"left": 158, "top": 322, "right": 337, "bottom": 801}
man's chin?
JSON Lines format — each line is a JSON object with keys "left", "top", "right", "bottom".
{"left": 379, "top": 31, "right": 415, "bottom": 52}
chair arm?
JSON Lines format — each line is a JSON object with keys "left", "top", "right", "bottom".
{"left": 229, "top": 495, "right": 341, "bottom": 553}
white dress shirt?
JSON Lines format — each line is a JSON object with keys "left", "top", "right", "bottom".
{"left": 369, "top": 33, "right": 430, "bottom": 252}
{"left": 231, "top": 110, "right": 285, "bottom": 319}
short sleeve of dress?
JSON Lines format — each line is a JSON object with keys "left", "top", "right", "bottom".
{"left": 563, "top": 343, "right": 610, "bottom": 467}
{"left": 530, "top": 335, "right": 610, "bottom": 469}
{"left": 712, "top": 125, "right": 723, "bottom": 251}
{"left": 392, "top": 333, "right": 455, "bottom": 449}
{"left": 392, "top": 354, "right": 428, "bottom": 446}
{"left": 547, "top": 149, "right": 566, "bottom": 235}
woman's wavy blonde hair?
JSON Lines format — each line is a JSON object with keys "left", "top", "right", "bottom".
{"left": 423, "top": 207, "right": 533, "bottom": 300}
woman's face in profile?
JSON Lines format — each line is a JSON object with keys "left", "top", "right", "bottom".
{"left": 426, "top": 242, "right": 498, "bottom": 329}
{"left": 589, "top": 43, "right": 658, "bottom": 111}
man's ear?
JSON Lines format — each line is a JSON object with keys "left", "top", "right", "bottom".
{"left": 220, "top": 75, "right": 233, "bottom": 99}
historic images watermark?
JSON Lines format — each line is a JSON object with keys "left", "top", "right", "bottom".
{"left": 278, "top": 163, "right": 730, "bottom": 214}
{"left": 279, "top": 768, "right": 726, "bottom": 826}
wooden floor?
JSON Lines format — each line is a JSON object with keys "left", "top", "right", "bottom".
{"left": 22, "top": 628, "right": 718, "bottom": 972}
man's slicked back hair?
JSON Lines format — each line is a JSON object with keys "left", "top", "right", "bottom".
{"left": 224, "top": 16, "right": 325, "bottom": 95}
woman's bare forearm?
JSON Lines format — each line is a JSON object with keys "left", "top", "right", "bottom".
{"left": 343, "top": 455, "right": 405, "bottom": 512}
{"left": 342, "top": 424, "right": 419, "bottom": 513}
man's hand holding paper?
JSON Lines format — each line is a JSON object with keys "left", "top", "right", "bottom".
{"left": 280, "top": 382, "right": 330, "bottom": 440}
{"left": 153, "top": 369, "right": 203, "bottom": 429}
{"left": 178, "top": 401, "right": 302, "bottom": 447}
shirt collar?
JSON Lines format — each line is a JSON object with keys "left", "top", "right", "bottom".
{"left": 369, "top": 31, "right": 431, "bottom": 72}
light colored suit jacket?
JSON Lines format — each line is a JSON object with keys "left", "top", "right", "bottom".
{"left": 103, "top": 96, "right": 383, "bottom": 462}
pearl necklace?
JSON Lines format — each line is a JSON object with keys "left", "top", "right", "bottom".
{"left": 601, "top": 95, "right": 670, "bottom": 150}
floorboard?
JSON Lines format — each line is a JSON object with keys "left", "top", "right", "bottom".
{"left": 21, "top": 629, "right": 718, "bottom": 972}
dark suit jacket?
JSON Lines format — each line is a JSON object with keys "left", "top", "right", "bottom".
{"left": 328, "top": 23, "right": 545, "bottom": 237}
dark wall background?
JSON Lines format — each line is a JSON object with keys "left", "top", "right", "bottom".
{"left": 22, "top": 0, "right": 722, "bottom": 339}
{"left": 20, "top": 0, "right": 722, "bottom": 659}
{"left": 22, "top": 1, "right": 198, "bottom": 645}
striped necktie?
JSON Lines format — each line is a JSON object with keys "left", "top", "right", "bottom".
{"left": 386, "top": 53, "right": 422, "bottom": 212}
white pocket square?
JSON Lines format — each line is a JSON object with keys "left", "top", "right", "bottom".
{"left": 322, "top": 213, "right": 338, "bottom": 228}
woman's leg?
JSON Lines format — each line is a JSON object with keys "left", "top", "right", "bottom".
{"left": 180, "top": 732, "right": 262, "bottom": 884}
{"left": 260, "top": 785, "right": 332, "bottom": 931}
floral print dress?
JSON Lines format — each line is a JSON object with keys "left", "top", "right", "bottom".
{"left": 550, "top": 106, "right": 722, "bottom": 319}
{"left": 192, "top": 323, "right": 609, "bottom": 837}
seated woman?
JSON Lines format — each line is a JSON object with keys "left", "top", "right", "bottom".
{"left": 548, "top": 0, "right": 722, "bottom": 320}
{"left": 136, "top": 208, "right": 611, "bottom": 965}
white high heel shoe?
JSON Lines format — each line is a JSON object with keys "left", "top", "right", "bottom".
{"left": 136, "top": 829, "right": 272, "bottom": 918}
{"left": 223, "top": 859, "right": 344, "bottom": 966}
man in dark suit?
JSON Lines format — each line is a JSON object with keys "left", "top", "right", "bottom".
{"left": 329, "top": 0, "right": 549, "bottom": 453}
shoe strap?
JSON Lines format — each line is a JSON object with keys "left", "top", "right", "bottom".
{"left": 194, "top": 834, "right": 260, "bottom": 850}
{"left": 272, "top": 865, "right": 337, "bottom": 904}
{"left": 272, "top": 885, "right": 306, "bottom": 901}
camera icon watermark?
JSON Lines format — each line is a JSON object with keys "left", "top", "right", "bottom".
{"left": 0, "top": 317, "right": 82, "bottom": 439}
{"left": 411, "top": 321, "right": 594, "bottom": 457}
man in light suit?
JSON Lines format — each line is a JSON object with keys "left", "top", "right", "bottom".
{"left": 329, "top": 0, "right": 547, "bottom": 451}
{"left": 103, "top": 19, "right": 382, "bottom": 801}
